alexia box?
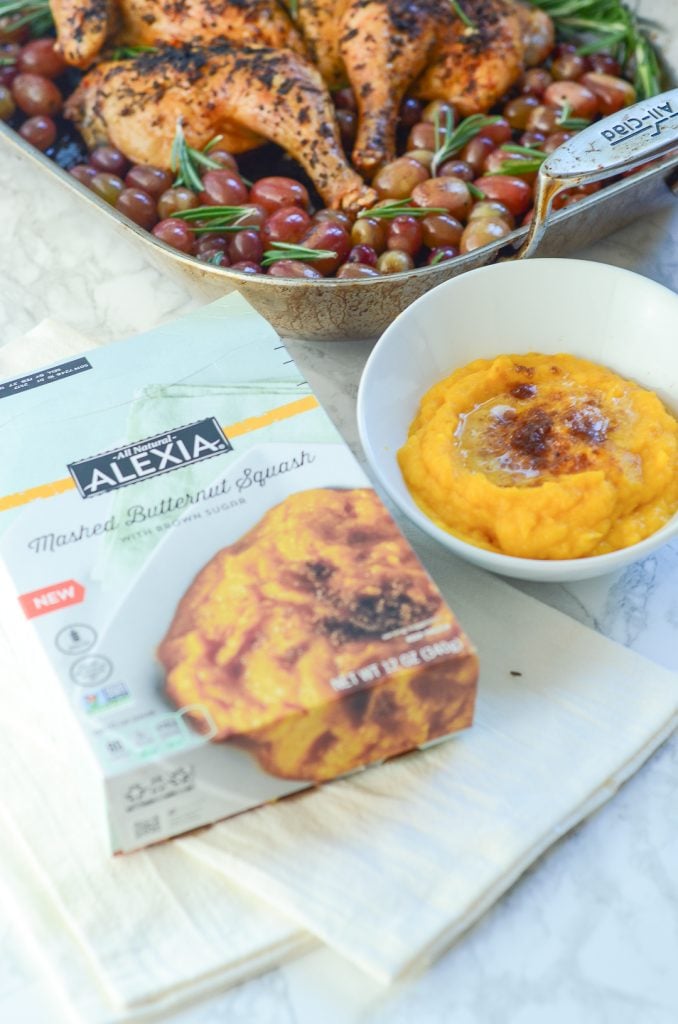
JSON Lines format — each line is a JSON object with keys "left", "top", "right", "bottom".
{"left": 0, "top": 296, "right": 478, "bottom": 853}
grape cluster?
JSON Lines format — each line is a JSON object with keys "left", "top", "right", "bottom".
{"left": 0, "top": 28, "right": 640, "bottom": 280}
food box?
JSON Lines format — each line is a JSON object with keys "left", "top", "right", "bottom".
{"left": 0, "top": 296, "right": 478, "bottom": 853}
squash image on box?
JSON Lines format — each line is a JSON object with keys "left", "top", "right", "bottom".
{"left": 159, "top": 487, "right": 478, "bottom": 781}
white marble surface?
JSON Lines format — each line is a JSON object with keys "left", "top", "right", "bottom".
{"left": 1, "top": 146, "right": 677, "bottom": 1024}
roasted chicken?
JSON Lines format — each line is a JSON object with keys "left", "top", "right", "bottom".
{"left": 51, "top": 0, "right": 305, "bottom": 69}
{"left": 414, "top": 0, "right": 526, "bottom": 116}
{"left": 65, "top": 43, "right": 377, "bottom": 212}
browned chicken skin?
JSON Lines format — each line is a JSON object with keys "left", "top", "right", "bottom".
{"left": 414, "top": 0, "right": 527, "bottom": 115}
{"left": 65, "top": 43, "right": 377, "bottom": 212}
{"left": 50, "top": 0, "right": 305, "bottom": 68}
{"left": 341, "top": 0, "right": 447, "bottom": 175}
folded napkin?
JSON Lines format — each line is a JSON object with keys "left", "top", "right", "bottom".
{"left": 0, "top": 322, "right": 312, "bottom": 1024}
{"left": 179, "top": 528, "right": 678, "bottom": 983}
{"left": 1, "top": 316, "right": 677, "bottom": 1022}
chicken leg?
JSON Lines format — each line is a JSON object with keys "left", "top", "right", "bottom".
{"left": 65, "top": 43, "right": 377, "bottom": 212}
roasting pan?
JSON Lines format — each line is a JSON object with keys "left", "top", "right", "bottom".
{"left": 2, "top": 0, "right": 677, "bottom": 340}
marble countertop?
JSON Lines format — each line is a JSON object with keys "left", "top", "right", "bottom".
{"left": 1, "top": 146, "right": 677, "bottom": 1024}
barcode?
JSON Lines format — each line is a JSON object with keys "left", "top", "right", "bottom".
{"left": 133, "top": 815, "right": 161, "bottom": 839}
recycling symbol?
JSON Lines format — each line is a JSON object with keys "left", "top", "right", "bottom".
{"left": 126, "top": 783, "right": 146, "bottom": 803}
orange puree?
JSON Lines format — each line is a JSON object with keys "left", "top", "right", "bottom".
{"left": 398, "top": 353, "right": 678, "bottom": 560}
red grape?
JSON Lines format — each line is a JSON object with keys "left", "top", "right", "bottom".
{"left": 228, "top": 229, "right": 264, "bottom": 264}
{"left": 336, "top": 108, "right": 357, "bottom": 146}
{"left": 482, "top": 118, "right": 512, "bottom": 145}
{"left": 473, "top": 175, "right": 533, "bottom": 217}
{"left": 387, "top": 215, "right": 423, "bottom": 256}
{"left": 199, "top": 169, "right": 248, "bottom": 206}
{"left": 313, "top": 209, "right": 353, "bottom": 229}
{"left": 460, "top": 217, "right": 511, "bottom": 253}
{"left": 196, "top": 234, "right": 229, "bottom": 254}
{"left": 0, "top": 84, "right": 15, "bottom": 119}
{"left": 347, "top": 244, "right": 378, "bottom": 266}
{"left": 90, "top": 145, "right": 129, "bottom": 176}
{"left": 587, "top": 53, "right": 621, "bottom": 76}
{"left": 336, "top": 263, "right": 380, "bottom": 278}
{"left": 550, "top": 53, "right": 587, "bottom": 81}
{"left": 69, "top": 164, "right": 97, "bottom": 186}
{"left": 503, "top": 95, "right": 540, "bottom": 130}
{"left": 376, "top": 250, "right": 414, "bottom": 274}
{"left": 437, "top": 158, "right": 474, "bottom": 180}
{"left": 373, "top": 156, "right": 429, "bottom": 200}
{"left": 460, "top": 136, "right": 494, "bottom": 174}
{"left": 543, "top": 80, "right": 599, "bottom": 119}
{"left": 300, "top": 221, "right": 351, "bottom": 274}
{"left": 89, "top": 172, "right": 125, "bottom": 205}
{"left": 261, "top": 206, "right": 312, "bottom": 246}
{"left": 152, "top": 218, "right": 196, "bottom": 253}
{"left": 157, "top": 186, "right": 199, "bottom": 219}
{"left": 17, "top": 39, "right": 66, "bottom": 79}
{"left": 427, "top": 246, "right": 458, "bottom": 265}
{"left": 267, "top": 260, "right": 322, "bottom": 279}
{"left": 422, "top": 99, "right": 456, "bottom": 125}
{"left": 399, "top": 96, "right": 424, "bottom": 126}
{"left": 521, "top": 67, "right": 552, "bottom": 97}
{"left": 125, "top": 165, "right": 173, "bottom": 197}
{"left": 19, "top": 114, "right": 56, "bottom": 150}
{"left": 250, "top": 176, "right": 309, "bottom": 214}
{"left": 116, "top": 187, "right": 158, "bottom": 229}
{"left": 411, "top": 176, "right": 473, "bottom": 219}
{"left": 421, "top": 213, "right": 463, "bottom": 248}
{"left": 204, "top": 148, "right": 238, "bottom": 171}
{"left": 12, "top": 72, "right": 62, "bottom": 116}
{"left": 579, "top": 72, "right": 636, "bottom": 115}
{"left": 351, "top": 217, "right": 387, "bottom": 252}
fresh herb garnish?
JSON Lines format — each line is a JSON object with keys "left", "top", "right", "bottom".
{"left": 261, "top": 242, "right": 336, "bottom": 267}
{"left": 467, "top": 182, "right": 486, "bottom": 200}
{"left": 493, "top": 144, "right": 547, "bottom": 175}
{"left": 429, "top": 250, "right": 450, "bottom": 266}
{"left": 449, "top": 0, "right": 476, "bottom": 30}
{"left": 0, "top": 0, "right": 52, "bottom": 34}
{"left": 287, "top": 0, "right": 298, "bottom": 18}
{"left": 170, "top": 119, "right": 223, "bottom": 192}
{"left": 357, "top": 200, "right": 447, "bottom": 220}
{"left": 171, "top": 204, "right": 260, "bottom": 233}
{"left": 431, "top": 110, "right": 502, "bottom": 177}
{"left": 528, "top": 0, "right": 662, "bottom": 98}
{"left": 109, "top": 44, "right": 158, "bottom": 60}
{"left": 556, "top": 99, "right": 592, "bottom": 130}
{"left": 206, "top": 251, "right": 227, "bottom": 266}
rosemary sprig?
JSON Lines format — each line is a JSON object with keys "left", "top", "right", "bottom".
{"left": 0, "top": 55, "right": 16, "bottom": 66}
{"left": 491, "top": 144, "right": 547, "bottom": 175}
{"left": 431, "top": 110, "right": 502, "bottom": 177}
{"left": 467, "top": 182, "right": 485, "bottom": 200}
{"left": 429, "top": 250, "right": 451, "bottom": 266}
{"left": 0, "top": 0, "right": 52, "bottom": 33}
{"left": 207, "top": 251, "right": 227, "bottom": 266}
{"left": 171, "top": 204, "right": 261, "bottom": 233}
{"left": 556, "top": 99, "right": 592, "bottom": 130}
{"left": 261, "top": 242, "right": 336, "bottom": 267}
{"left": 170, "top": 119, "right": 223, "bottom": 192}
{"left": 109, "top": 44, "right": 157, "bottom": 60}
{"left": 449, "top": 0, "right": 476, "bottom": 30}
{"left": 357, "top": 201, "right": 447, "bottom": 221}
{"left": 529, "top": 0, "right": 662, "bottom": 98}
{"left": 287, "top": 0, "right": 298, "bottom": 18}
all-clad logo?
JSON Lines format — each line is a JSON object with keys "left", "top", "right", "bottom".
{"left": 67, "top": 418, "right": 232, "bottom": 498}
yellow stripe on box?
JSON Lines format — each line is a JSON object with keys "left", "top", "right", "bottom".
{"left": 0, "top": 394, "right": 320, "bottom": 512}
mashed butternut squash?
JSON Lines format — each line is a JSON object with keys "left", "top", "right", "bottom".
{"left": 398, "top": 353, "right": 678, "bottom": 560}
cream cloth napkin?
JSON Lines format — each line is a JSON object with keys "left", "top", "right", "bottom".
{"left": 0, "top": 322, "right": 312, "bottom": 1024}
{"left": 1, "top": 318, "right": 677, "bottom": 1018}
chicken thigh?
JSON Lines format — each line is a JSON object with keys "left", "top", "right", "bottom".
{"left": 51, "top": 0, "right": 305, "bottom": 68}
{"left": 65, "top": 43, "right": 377, "bottom": 212}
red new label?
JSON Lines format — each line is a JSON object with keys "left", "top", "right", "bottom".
{"left": 19, "top": 579, "right": 85, "bottom": 619}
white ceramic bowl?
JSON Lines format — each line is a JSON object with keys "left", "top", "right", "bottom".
{"left": 357, "top": 258, "right": 678, "bottom": 582}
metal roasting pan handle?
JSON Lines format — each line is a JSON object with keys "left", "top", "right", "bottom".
{"left": 518, "top": 87, "right": 678, "bottom": 259}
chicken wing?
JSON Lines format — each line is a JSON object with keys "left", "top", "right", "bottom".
{"left": 65, "top": 43, "right": 377, "bottom": 212}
